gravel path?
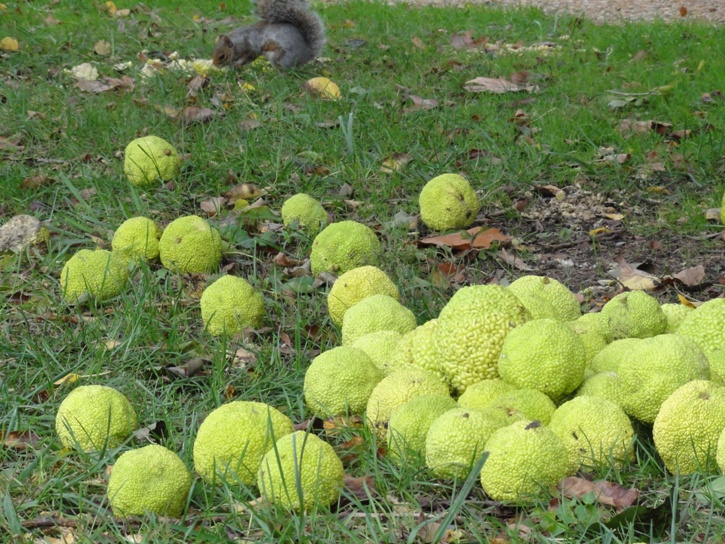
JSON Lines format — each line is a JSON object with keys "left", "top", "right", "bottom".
{"left": 373, "top": 0, "right": 725, "bottom": 24}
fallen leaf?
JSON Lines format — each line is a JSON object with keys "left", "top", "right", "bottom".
{"left": 132, "top": 420, "right": 167, "bottom": 443}
{"left": 164, "top": 357, "right": 208, "bottom": 379}
{"left": 54, "top": 373, "right": 81, "bottom": 386}
{"left": 411, "top": 37, "right": 425, "bottom": 50}
{"left": 76, "top": 75, "right": 134, "bottom": 93}
{"left": 419, "top": 226, "right": 511, "bottom": 250}
{"left": 380, "top": 153, "right": 411, "bottom": 173}
{"left": 0, "top": 215, "right": 46, "bottom": 253}
{"left": 608, "top": 256, "right": 659, "bottom": 291}
{"left": 200, "top": 196, "right": 227, "bottom": 216}
{"left": 680, "top": 5, "right": 688, "bottom": 16}
{"left": 559, "top": 477, "right": 639, "bottom": 509}
{"left": 226, "top": 183, "right": 262, "bottom": 200}
{"left": 0, "top": 36, "right": 20, "bottom": 51}
{"left": 677, "top": 294, "right": 697, "bottom": 308}
{"left": 705, "top": 208, "right": 722, "bottom": 221}
{"left": 463, "top": 77, "right": 536, "bottom": 94}
{"left": 407, "top": 95, "right": 438, "bottom": 110}
{"left": 94, "top": 40, "right": 111, "bottom": 55}
{"left": 167, "top": 106, "right": 216, "bottom": 124}
{"left": 2, "top": 430, "right": 40, "bottom": 451}
{"left": 343, "top": 474, "right": 375, "bottom": 500}
{"left": 498, "top": 248, "right": 532, "bottom": 270}
{"left": 672, "top": 265, "right": 705, "bottom": 287}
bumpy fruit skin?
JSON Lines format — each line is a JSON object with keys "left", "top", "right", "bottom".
{"left": 107, "top": 444, "right": 191, "bottom": 517}
{"left": 709, "top": 349, "right": 725, "bottom": 385}
{"left": 158, "top": 216, "right": 222, "bottom": 274}
{"left": 590, "top": 338, "right": 641, "bottom": 373}
{"left": 310, "top": 221, "right": 382, "bottom": 276}
{"left": 56, "top": 385, "right": 137, "bottom": 452}
{"left": 303, "top": 346, "right": 383, "bottom": 416}
{"left": 549, "top": 396, "right": 634, "bottom": 473}
{"left": 508, "top": 276, "right": 581, "bottom": 322}
{"left": 112, "top": 217, "right": 163, "bottom": 262}
{"left": 498, "top": 318, "right": 587, "bottom": 401}
{"left": 488, "top": 389, "right": 557, "bottom": 425}
{"left": 419, "top": 173, "right": 480, "bottom": 231}
{"left": 258, "top": 431, "right": 344, "bottom": 511}
{"left": 387, "top": 328, "right": 417, "bottom": 370}
{"left": 200, "top": 275, "right": 264, "bottom": 336}
{"left": 717, "top": 425, "right": 725, "bottom": 474}
{"left": 480, "top": 420, "right": 570, "bottom": 502}
{"left": 280, "top": 193, "right": 328, "bottom": 236}
{"left": 341, "top": 294, "right": 417, "bottom": 345}
{"left": 366, "top": 367, "right": 449, "bottom": 441}
{"left": 566, "top": 317, "right": 608, "bottom": 365}
{"left": 653, "top": 380, "right": 725, "bottom": 474}
{"left": 425, "top": 407, "right": 509, "bottom": 480}
{"left": 351, "top": 331, "right": 403, "bottom": 374}
{"left": 618, "top": 334, "right": 710, "bottom": 424}
{"left": 599, "top": 291, "right": 666, "bottom": 340}
{"left": 60, "top": 249, "right": 129, "bottom": 304}
{"left": 193, "top": 401, "right": 294, "bottom": 486}
{"left": 387, "top": 394, "right": 458, "bottom": 462}
{"left": 327, "top": 266, "right": 400, "bottom": 326}
{"left": 575, "top": 372, "right": 621, "bottom": 405}
{"left": 124, "top": 135, "right": 181, "bottom": 187}
{"left": 458, "top": 379, "right": 518, "bottom": 410}
{"left": 436, "top": 285, "right": 530, "bottom": 394}
{"left": 410, "top": 319, "right": 446, "bottom": 383}
{"left": 661, "top": 303, "right": 693, "bottom": 334}
{"left": 677, "top": 299, "right": 725, "bottom": 355}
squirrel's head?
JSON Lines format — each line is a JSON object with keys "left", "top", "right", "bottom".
{"left": 212, "top": 35, "right": 235, "bottom": 66}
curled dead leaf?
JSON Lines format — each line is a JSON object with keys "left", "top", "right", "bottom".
{"left": 419, "top": 226, "right": 511, "bottom": 250}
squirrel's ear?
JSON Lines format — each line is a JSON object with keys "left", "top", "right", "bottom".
{"left": 219, "top": 34, "right": 233, "bottom": 46}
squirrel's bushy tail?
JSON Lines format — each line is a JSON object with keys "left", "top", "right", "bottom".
{"left": 256, "top": 0, "right": 326, "bottom": 57}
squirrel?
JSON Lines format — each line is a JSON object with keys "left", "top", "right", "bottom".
{"left": 212, "top": 0, "right": 325, "bottom": 69}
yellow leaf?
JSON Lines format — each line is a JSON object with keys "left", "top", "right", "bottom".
{"left": 303, "top": 77, "right": 341, "bottom": 100}
{"left": 677, "top": 294, "right": 697, "bottom": 309}
{"left": 105, "top": 1, "right": 117, "bottom": 15}
{"left": 588, "top": 227, "right": 611, "bottom": 236}
{"left": 240, "top": 82, "right": 256, "bottom": 92}
{"left": 55, "top": 373, "right": 81, "bottom": 386}
{"left": 0, "top": 37, "right": 20, "bottom": 51}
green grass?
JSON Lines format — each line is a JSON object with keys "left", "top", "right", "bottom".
{"left": 2, "top": 0, "right": 725, "bottom": 541}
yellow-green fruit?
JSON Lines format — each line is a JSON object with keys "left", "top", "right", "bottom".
{"left": 60, "top": 249, "right": 129, "bottom": 304}
{"left": 410, "top": 319, "right": 446, "bottom": 383}
{"left": 327, "top": 266, "right": 400, "bottom": 326}
{"left": 107, "top": 445, "right": 191, "bottom": 517}
{"left": 653, "top": 380, "right": 725, "bottom": 474}
{"left": 341, "top": 294, "right": 416, "bottom": 346}
{"left": 158, "top": 216, "right": 222, "bottom": 274}
{"left": 717, "top": 425, "right": 725, "bottom": 473}
{"left": 599, "top": 290, "right": 666, "bottom": 340}
{"left": 661, "top": 303, "right": 693, "bottom": 334}
{"left": 458, "top": 379, "right": 518, "bottom": 410}
{"left": 280, "top": 193, "right": 328, "bottom": 236}
{"left": 351, "top": 331, "right": 403, "bottom": 374}
{"left": 258, "top": 431, "right": 344, "bottom": 511}
{"left": 387, "top": 328, "right": 417, "bottom": 371}
{"left": 124, "top": 135, "right": 181, "bottom": 187}
{"left": 193, "top": 401, "right": 294, "bottom": 486}
{"left": 576, "top": 312, "right": 613, "bottom": 343}
{"left": 590, "top": 338, "right": 642, "bottom": 373}
{"left": 508, "top": 275, "right": 581, "bottom": 322}
{"left": 200, "top": 275, "right": 264, "bottom": 336}
{"left": 548, "top": 396, "right": 634, "bottom": 473}
{"left": 618, "top": 334, "right": 710, "bottom": 424}
{"left": 310, "top": 221, "right": 382, "bottom": 276}
{"left": 498, "top": 318, "right": 587, "bottom": 401}
{"left": 366, "top": 367, "right": 449, "bottom": 441}
{"left": 303, "top": 346, "right": 383, "bottom": 417}
{"left": 677, "top": 299, "right": 725, "bottom": 355}
{"left": 425, "top": 407, "right": 509, "bottom": 480}
{"left": 480, "top": 420, "right": 570, "bottom": 502}
{"left": 436, "top": 285, "right": 530, "bottom": 394}
{"left": 709, "top": 349, "right": 725, "bottom": 385}
{"left": 419, "top": 173, "right": 480, "bottom": 231}
{"left": 575, "top": 372, "right": 621, "bottom": 405}
{"left": 111, "top": 217, "right": 163, "bottom": 262}
{"left": 387, "top": 394, "right": 457, "bottom": 462}
{"left": 56, "top": 385, "right": 137, "bottom": 452}
{"left": 488, "top": 389, "right": 557, "bottom": 425}
{"left": 566, "top": 317, "right": 608, "bottom": 365}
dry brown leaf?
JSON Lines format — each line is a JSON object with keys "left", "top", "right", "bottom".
{"left": 672, "top": 265, "right": 705, "bottom": 287}
{"left": 464, "top": 77, "right": 537, "bottom": 94}
{"left": 2, "top": 430, "right": 40, "bottom": 451}
{"left": 407, "top": 95, "right": 439, "bottom": 110}
{"left": 199, "top": 196, "right": 227, "bottom": 216}
{"left": 380, "top": 153, "right": 411, "bottom": 173}
{"left": 498, "top": 248, "right": 532, "bottom": 270}
{"left": 76, "top": 75, "right": 134, "bottom": 93}
{"left": 343, "top": 474, "right": 375, "bottom": 500}
{"left": 411, "top": 37, "right": 425, "bottom": 50}
{"left": 94, "top": 40, "right": 111, "bottom": 56}
{"left": 609, "top": 256, "right": 659, "bottom": 291}
{"left": 172, "top": 106, "right": 216, "bottom": 124}
{"left": 705, "top": 208, "right": 722, "bottom": 221}
{"left": 165, "top": 357, "right": 208, "bottom": 379}
{"left": 419, "top": 226, "right": 511, "bottom": 250}
{"left": 226, "top": 183, "right": 262, "bottom": 200}
{"left": 559, "top": 476, "right": 639, "bottom": 509}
